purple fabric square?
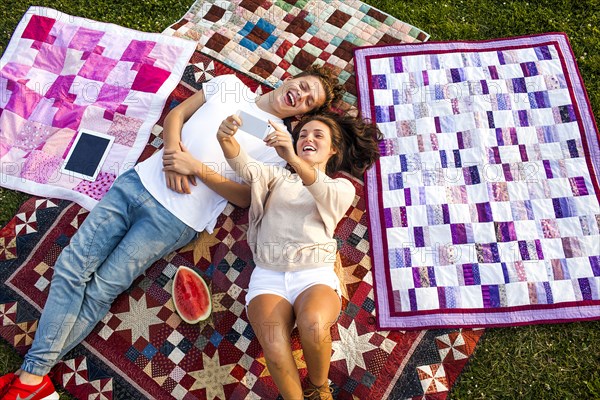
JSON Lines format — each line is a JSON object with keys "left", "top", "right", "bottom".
{"left": 5, "top": 83, "right": 42, "bottom": 120}
{"left": 375, "top": 105, "right": 395, "bottom": 123}
{"left": 476, "top": 203, "right": 493, "bottom": 222}
{"left": 450, "top": 68, "right": 464, "bottom": 83}
{"left": 414, "top": 226, "right": 425, "bottom": 247}
{"left": 590, "top": 256, "right": 600, "bottom": 277}
{"left": 78, "top": 53, "right": 118, "bottom": 81}
{"left": 481, "top": 79, "right": 489, "bottom": 94}
{"left": 121, "top": 40, "right": 156, "bottom": 63}
{"left": 371, "top": 74, "right": 387, "bottom": 89}
{"left": 451, "top": 223, "right": 468, "bottom": 244}
{"left": 68, "top": 27, "right": 104, "bottom": 51}
{"left": 393, "top": 56, "right": 403, "bottom": 73}
{"left": 535, "top": 45, "right": 553, "bottom": 60}
{"left": 462, "top": 263, "right": 477, "bottom": 285}
{"left": 495, "top": 221, "right": 517, "bottom": 242}
{"left": 388, "top": 172, "right": 403, "bottom": 190}
{"left": 95, "top": 84, "right": 129, "bottom": 109}
{"left": 44, "top": 75, "right": 76, "bottom": 101}
{"left": 52, "top": 101, "right": 86, "bottom": 130}
{"left": 512, "top": 77, "right": 527, "bottom": 93}
{"left": 520, "top": 61, "right": 538, "bottom": 77}
{"left": 497, "top": 51, "right": 506, "bottom": 65}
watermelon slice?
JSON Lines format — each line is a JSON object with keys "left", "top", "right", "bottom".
{"left": 172, "top": 266, "right": 212, "bottom": 324}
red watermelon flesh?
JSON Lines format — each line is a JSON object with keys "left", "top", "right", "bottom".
{"left": 172, "top": 266, "right": 212, "bottom": 324}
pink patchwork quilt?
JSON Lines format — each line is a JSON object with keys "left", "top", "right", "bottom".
{"left": 0, "top": 7, "right": 195, "bottom": 210}
{"left": 355, "top": 34, "right": 600, "bottom": 330}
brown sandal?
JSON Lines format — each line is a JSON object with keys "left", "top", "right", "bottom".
{"left": 303, "top": 380, "right": 334, "bottom": 400}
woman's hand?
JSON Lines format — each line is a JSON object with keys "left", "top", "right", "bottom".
{"left": 217, "top": 115, "right": 241, "bottom": 141}
{"left": 264, "top": 120, "right": 298, "bottom": 164}
{"left": 163, "top": 142, "right": 198, "bottom": 194}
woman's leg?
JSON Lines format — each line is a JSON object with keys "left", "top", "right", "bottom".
{"left": 247, "top": 294, "right": 303, "bottom": 400}
{"left": 293, "top": 285, "right": 341, "bottom": 388}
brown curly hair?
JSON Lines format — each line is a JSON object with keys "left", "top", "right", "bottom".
{"left": 294, "top": 65, "right": 345, "bottom": 114}
{"left": 291, "top": 112, "right": 383, "bottom": 179}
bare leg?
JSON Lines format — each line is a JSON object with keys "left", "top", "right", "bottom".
{"left": 14, "top": 370, "right": 43, "bottom": 385}
{"left": 247, "top": 294, "right": 303, "bottom": 400}
{"left": 293, "top": 285, "right": 341, "bottom": 387}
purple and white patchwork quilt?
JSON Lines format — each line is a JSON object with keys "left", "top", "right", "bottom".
{"left": 355, "top": 33, "right": 600, "bottom": 329}
{"left": 0, "top": 7, "right": 195, "bottom": 210}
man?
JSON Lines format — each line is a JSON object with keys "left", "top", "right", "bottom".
{"left": 0, "top": 65, "right": 342, "bottom": 400}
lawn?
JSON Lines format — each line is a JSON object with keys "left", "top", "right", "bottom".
{"left": 1, "top": 0, "right": 599, "bottom": 399}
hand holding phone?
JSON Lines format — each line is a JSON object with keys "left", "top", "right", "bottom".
{"left": 237, "top": 110, "right": 271, "bottom": 139}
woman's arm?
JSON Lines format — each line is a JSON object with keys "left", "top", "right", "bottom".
{"left": 264, "top": 121, "right": 318, "bottom": 186}
{"left": 162, "top": 90, "right": 207, "bottom": 194}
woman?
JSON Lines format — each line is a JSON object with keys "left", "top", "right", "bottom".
{"left": 214, "top": 112, "right": 381, "bottom": 399}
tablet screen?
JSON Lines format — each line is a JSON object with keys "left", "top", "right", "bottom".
{"left": 61, "top": 130, "right": 115, "bottom": 181}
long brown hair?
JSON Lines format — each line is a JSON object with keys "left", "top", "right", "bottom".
{"left": 291, "top": 112, "right": 382, "bottom": 179}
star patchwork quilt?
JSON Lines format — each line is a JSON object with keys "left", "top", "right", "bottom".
{"left": 163, "top": 0, "right": 429, "bottom": 108}
{"left": 0, "top": 49, "right": 483, "bottom": 399}
{"left": 355, "top": 33, "right": 600, "bottom": 330}
{"left": 0, "top": 7, "right": 196, "bottom": 210}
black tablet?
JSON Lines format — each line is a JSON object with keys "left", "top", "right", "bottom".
{"left": 61, "top": 130, "right": 115, "bottom": 181}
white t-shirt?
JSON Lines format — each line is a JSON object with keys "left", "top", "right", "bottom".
{"left": 136, "top": 75, "right": 285, "bottom": 232}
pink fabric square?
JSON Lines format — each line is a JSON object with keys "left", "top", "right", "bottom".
{"left": 78, "top": 53, "right": 118, "bottom": 82}
{"left": 32, "top": 42, "right": 68, "bottom": 75}
{"left": 21, "top": 15, "right": 55, "bottom": 42}
{"left": 51, "top": 23, "right": 78, "bottom": 48}
{"left": 1, "top": 62, "right": 31, "bottom": 81}
{"left": 74, "top": 171, "right": 116, "bottom": 199}
{"left": 0, "top": 138, "right": 9, "bottom": 158}
{"left": 107, "top": 113, "right": 143, "bottom": 146}
{"left": 121, "top": 40, "right": 156, "bottom": 62}
{"left": 52, "top": 101, "right": 86, "bottom": 130}
{"left": 68, "top": 27, "right": 104, "bottom": 51}
{"left": 5, "top": 83, "right": 42, "bottom": 119}
{"left": 131, "top": 64, "right": 169, "bottom": 93}
{"left": 21, "top": 150, "right": 63, "bottom": 184}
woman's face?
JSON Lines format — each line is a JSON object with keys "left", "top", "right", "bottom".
{"left": 295, "top": 120, "right": 337, "bottom": 170}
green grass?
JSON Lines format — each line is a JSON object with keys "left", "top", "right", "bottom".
{"left": 1, "top": 0, "right": 599, "bottom": 399}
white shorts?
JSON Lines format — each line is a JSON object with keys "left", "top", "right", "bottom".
{"left": 246, "top": 265, "right": 341, "bottom": 306}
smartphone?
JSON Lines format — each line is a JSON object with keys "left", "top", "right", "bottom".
{"left": 237, "top": 110, "right": 271, "bottom": 139}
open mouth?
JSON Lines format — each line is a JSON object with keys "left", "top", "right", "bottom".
{"left": 302, "top": 145, "right": 316, "bottom": 152}
{"left": 286, "top": 91, "right": 296, "bottom": 107}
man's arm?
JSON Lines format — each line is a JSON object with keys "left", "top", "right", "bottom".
{"left": 162, "top": 90, "right": 207, "bottom": 194}
{"left": 162, "top": 142, "right": 251, "bottom": 208}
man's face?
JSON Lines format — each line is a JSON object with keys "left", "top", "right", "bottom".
{"left": 268, "top": 75, "right": 327, "bottom": 118}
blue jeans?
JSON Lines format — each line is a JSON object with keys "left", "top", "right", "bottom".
{"left": 21, "top": 169, "right": 197, "bottom": 376}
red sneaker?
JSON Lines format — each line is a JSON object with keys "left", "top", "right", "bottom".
{"left": 0, "top": 372, "right": 16, "bottom": 396}
{"left": 2, "top": 374, "right": 58, "bottom": 400}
